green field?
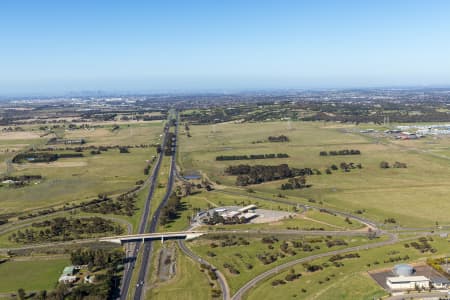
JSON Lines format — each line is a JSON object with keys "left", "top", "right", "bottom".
{"left": 187, "top": 234, "right": 383, "bottom": 294}
{"left": 147, "top": 243, "right": 211, "bottom": 300}
{"left": 0, "top": 257, "right": 70, "bottom": 293}
{"left": 245, "top": 236, "right": 450, "bottom": 300}
{"left": 0, "top": 122, "right": 163, "bottom": 216}
{"left": 179, "top": 121, "right": 450, "bottom": 227}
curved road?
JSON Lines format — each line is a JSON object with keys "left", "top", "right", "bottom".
{"left": 232, "top": 232, "right": 399, "bottom": 300}
{"left": 178, "top": 239, "right": 230, "bottom": 300}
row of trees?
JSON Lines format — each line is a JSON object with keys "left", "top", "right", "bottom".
{"left": 227, "top": 161, "right": 363, "bottom": 186}
{"left": 319, "top": 149, "right": 361, "bottom": 156}
{"left": 12, "top": 152, "right": 83, "bottom": 163}
{"left": 216, "top": 153, "right": 289, "bottom": 161}
{"left": 36, "top": 143, "right": 153, "bottom": 153}
{"left": 159, "top": 193, "right": 182, "bottom": 225}
{"left": 280, "top": 177, "right": 308, "bottom": 190}
{"left": 118, "top": 146, "right": 130, "bottom": 153}
{"left": 324, "top": 162, "right": 362, "bottom": 174}
{"left": 225, "top": 164, "right": 314, "bottom": 186}
{"left": 380, "top": 161, "right": 408, "bottom": 168}
{"left": 161, "top": 132, "right": 176, "bottom": 156}
{"left": 268, "top": 135, "right": 289, "bottom": 142}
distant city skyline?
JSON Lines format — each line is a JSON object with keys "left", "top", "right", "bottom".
{"left": 1, "top": 0, "right": 450, "bottom": 95}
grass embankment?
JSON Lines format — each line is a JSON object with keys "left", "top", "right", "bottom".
{"left": 187, "top": 234, "right": 383, "bottom": 294}
{"left": 0, "top": 257, "right": 70, "bottom": 293}
{"left": 147, "top": 242, "right": 211, "bottom": 300}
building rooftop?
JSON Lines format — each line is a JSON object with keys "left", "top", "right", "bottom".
{"left": 241, "top": 212, "right": 258, "bottom": 219}
{"left": 238, "top": 204, "right": 257, "bottom": 212}
{"left": 62, "top": 266, "right": 75, "bottom": 276}
{"left": 431, "top": 277, "right": 450, "bottom": 284}
{"left": 387, "top": 276, "right": 429, "bottom": 283}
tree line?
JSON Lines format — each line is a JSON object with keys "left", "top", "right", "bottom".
{"left": 216, "top": 153, "right": 289, "bottom": 161}
{"left": 268, "top": 135, "right": 289, "bottom": 142}
{"left": 225, "top": 164, "right": 314, "bottom": 186}
{"left": 158, "top": 132, "right": 176, "bottom": 156}
{"left": 280, "top": 177, "right": 309, "bottom": 190}
{"left": 319, "top": 149, "right": 361, "bottom": 156}
{"left": 380, "top": 161, "right": 407, "bottom": 168}
{"left": 35, "top": 143, "right": 153, "bottom": 153}
{"left": 12, "top": 152, "right": 83, "bottom": 163}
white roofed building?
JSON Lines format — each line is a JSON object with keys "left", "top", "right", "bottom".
{"left": 386, "top": 276, "right": 430, "bottom": 290}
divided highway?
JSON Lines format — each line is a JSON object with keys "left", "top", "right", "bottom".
{"left": 119, "top": 124, "right": 170, "bottom": 300}
{"left": 132, "top": 116, "right": 179, "bottom": 300}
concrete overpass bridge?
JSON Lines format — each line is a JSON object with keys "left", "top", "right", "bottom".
{"left": 99, "top": 231, "right": 205, "bottom": 244}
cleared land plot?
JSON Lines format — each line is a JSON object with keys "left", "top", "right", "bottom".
{"left": 0, "top": 257, "right": 69, "bottom": 293}
{"left": 0, "top": 149, "right": 154, "bottom": 214}
{"left": 63, "top": 122, "right": 164, "bottom": 146}
{"left": 179, "top": 121, "right": 450, "bottom": 227}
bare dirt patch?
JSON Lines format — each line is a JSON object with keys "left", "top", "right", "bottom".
{"left": 157, "top": 246, "right": 177, "bottom": 282}
{"left": 300, "top": 215, "right": 344, "bottom": 229}
{"left": 13, "top": 161, "right": 88, "bottom": 170}
{"left": 250, "top": 208, "right": 294, "bottom": 224}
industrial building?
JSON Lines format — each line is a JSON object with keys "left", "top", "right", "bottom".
{"left": 386, "top": 276, "right": 430, "bottom": 290}
{"left": 215, "top": 205, "right": 258, "bottom": 222}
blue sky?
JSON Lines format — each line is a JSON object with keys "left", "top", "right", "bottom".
{"left": 1, "top": 0, "right": 450, "bottom": 95}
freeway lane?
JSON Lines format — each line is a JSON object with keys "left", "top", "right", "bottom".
{"left": 133, "top": 115, "right": 179, "bottom": 300}
{"left": 119, "top": 124, "right": 169, "bottom": 300}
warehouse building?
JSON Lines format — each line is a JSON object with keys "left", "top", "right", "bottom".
{"left": 386, "top": 276, "right": 430, "bottom": 290}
